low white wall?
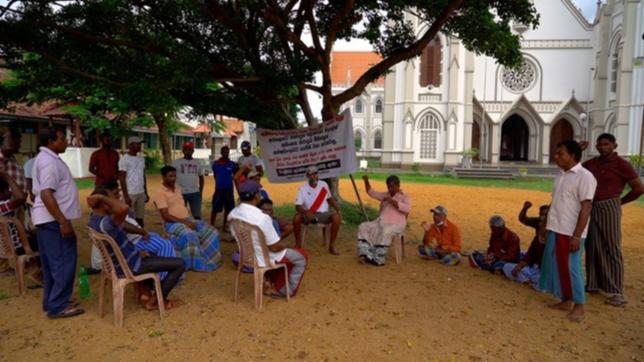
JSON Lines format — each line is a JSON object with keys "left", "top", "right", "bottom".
{"left": 59, "top": 147, "right": 98, "bottom": 178}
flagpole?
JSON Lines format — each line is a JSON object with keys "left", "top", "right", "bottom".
{"left": 349, "top": 174, "right": 369, "bottom": 222}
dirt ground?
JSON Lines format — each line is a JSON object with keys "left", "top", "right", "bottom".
{"left": 1, "top": 175, "right": 643, "bottom": 361}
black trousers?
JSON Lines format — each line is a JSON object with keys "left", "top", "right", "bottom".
{"left": 135, "top": 256, "right": 185, "bottom": 299}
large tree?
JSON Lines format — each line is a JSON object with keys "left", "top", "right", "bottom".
{"left": 0, "top": 1, "right": 539, "bottom": 125}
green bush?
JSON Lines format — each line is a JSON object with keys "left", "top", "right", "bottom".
{"left": 411, "top": 163, "right": 420, "bottom": 173}
{"left": 629, "top": 155, "right": 642, "bottom": 168}
{"left": 273, "top": 202, "right": 378, "bottom": 227}
{"left": 143, "top": 149, "right": 162, "bottom": 169}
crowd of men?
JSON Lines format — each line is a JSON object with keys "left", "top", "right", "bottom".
{"left": 0, "top": 125, "right": 642, "bottom": 323}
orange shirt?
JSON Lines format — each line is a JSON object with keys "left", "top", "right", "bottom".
{"left": 424, "top": 219, "right": 462, "bottom": 253}
{"left": 153, "top": 184, "right": 190, "bottom": 220}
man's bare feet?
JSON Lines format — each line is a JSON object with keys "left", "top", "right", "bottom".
{"left": 263, "top": 279, "right": 274, "bottom": 296}
{"left": 548, "top": 300, "right": 573, "bottom": 311}
{"left": 567, "top": 304, "right": 584, "bottom": 322}
{"left": 358, "top": 256, "right": 367, "bottom": 264}
{"left": 329, "top": 247, "right": 340, "bottom": 256}
{"left": 164, "top": 299, "right": 184, "bottom": 310}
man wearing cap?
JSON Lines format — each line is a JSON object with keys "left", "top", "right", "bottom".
{"left": 89, "top": 133, "right": 120, "bottom": 187}
{"left": 418, "top": 205, "right": 462, "bottom": 266}
{"left": 293, "top": 165, "right": 342, "bottom": 255}
{"left": 172, "top": 141, "right": 204, "bottom": 220}
{"left": 229, "top": 180, "right": 308, "bottom": 298}
{"left": 356, "top": 174, "right": 410, "bottom": 265}
{"left": 237, "top": 140, "right": 263, "bottom": 176}
{"left": 118, "top": 136, "right": 148, "bottom": 227}
{"left": 469, "top": 215, "right": 520, "bottom": 272}
{"left": 211, "top": 145, "right": 238, "bottom": 230}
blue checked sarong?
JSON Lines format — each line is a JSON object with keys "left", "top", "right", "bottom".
{"left": 133, "top": 232, "right": 177, "bottom": 280}
{"left": 165, "top": 221, "right": 221, "bottom": 272}
{"left": 419, "top": 247, "right": 462, "bottom": 266}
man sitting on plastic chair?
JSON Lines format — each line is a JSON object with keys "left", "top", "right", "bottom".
{"left": 292, "top": 166, "right": 342, "bottom": 255}
{"left": 87, "top": 190, "right": 185, "bottom": 310}
{"left": 229, "top": 180, "right": 308, "bottom": 298}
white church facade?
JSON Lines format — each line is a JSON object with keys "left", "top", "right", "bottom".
{"left": 333, "top": 0, "right": 643, "bottom": 170}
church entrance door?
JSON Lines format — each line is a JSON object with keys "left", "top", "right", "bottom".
{"left": 471, "top": 121, "right": 481, "bottom": 160}
{"left": 500, "top": 115, "right": 529, "bottom": 161}
{"left": 549, "top": 119, "right": 574, "bottom": 163}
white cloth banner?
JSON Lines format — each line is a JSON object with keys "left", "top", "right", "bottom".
{"left": 257, "top": 109, "right": 357, "bottom": 183}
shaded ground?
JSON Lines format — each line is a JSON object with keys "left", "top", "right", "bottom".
{"left": 1, "top": 175, "right": 643, "bottom": 361}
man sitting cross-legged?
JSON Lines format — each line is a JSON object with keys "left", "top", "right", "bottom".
{"left": 154, "top": 166, "right": 222, "bottom": 272}
{"left": 292, "top": 166, "right": 342, "bottom": 255}
{"left": 469, "top": 215, "right": 521, "bottom": 272}
{"left": 90, "top": 180, "right": 178, "bottom": 280}
{"left": 87, "top": 191, "right": 184, "bottom": 310}
{"left": 229, "top": 181, "right": 308, "bottom": 298}
{"left": 418, "top": 205, "right": 462, "bottom": 266}
{"left": 502, "top": 201, "right": 549, "bottom": 290}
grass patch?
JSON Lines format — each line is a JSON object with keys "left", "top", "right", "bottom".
{"left": 75, "top": 178, "right": 96, "bottom": 190}
{"left": 345, "top": 172, "right": 554, "bottom": 192}
{"left": 273, "top": 203, "right": 378, "bottom": 227}
{"left": 0, "top": 291, "right": 10, "bottom": 300}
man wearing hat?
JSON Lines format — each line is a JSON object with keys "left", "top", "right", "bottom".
{"left": 118, "top": 136, "right": 148, "bottom": 227}
{"left": 237, "top": 140, "right": 263, "bottom": 176}
{"left": 211, "top": 145, "right": 238, "bottom": 230}
{"left": 229, "top": 180, "right": 308, "bottom": 298}
{"left": 419, "top": 205, "right": 462, "bottom": 266}
{"left": 293, "top": 165, "right": 342, "bottom": 255}
{"left": 172, "top": 141, "right": 204, "bottom": 220}
{"left": 469, "top": 215, "right": 520, "bottom": 272}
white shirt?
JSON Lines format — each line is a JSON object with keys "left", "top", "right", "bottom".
{"left": 237, "top": 154, "right": 260, "bottom": 169}
{"left": 31, "top": 147, "right": 82, "bottom": 225}
{"left": 547, "top": 162, "right": 597, "bottom": 238}
{"left": 172, "top": 158, "right": 203, "bottom": 194}
{"left": 118, "top": 154, "right": 146, "bottom": 194}
{"left": 295, "top": 180, "right": 331, "bottom": 213}
{"left": 125, "top": 215, "right": 143, "bottom": 243}
{"left": 228, "top": 203, "right": 284, "bottom": 267}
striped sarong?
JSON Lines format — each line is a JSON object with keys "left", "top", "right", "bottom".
{"left": 133, "top": 232, "right": 177, "bottom": 280}
{"left": 539, "top": 231, "right": 586, "bottom": 304}
{"left": 165, "top": 221, "right": 221, "bottom": 272}
{"left": 357, "top": 218, "right": 405, "bottom": 265}
{"left": 585, "top": 197, "right": 624, "bottom": 295}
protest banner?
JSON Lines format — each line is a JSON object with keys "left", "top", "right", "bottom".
{"left": 257, "top": 109, "right": 357, "bottom": 183}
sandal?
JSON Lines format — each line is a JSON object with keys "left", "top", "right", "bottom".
{"left": 605, "top": 295, "right": 627, "bottom": 307}
{"left": 48, "top": 305, "right": 85, "bottom": 319}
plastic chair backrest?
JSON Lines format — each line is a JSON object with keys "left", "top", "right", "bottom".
{"left": 87, "top": 227, "right": 137, "bottom": 280}
{"left": 229, "top": 219, "right": 273, "bottom": 268}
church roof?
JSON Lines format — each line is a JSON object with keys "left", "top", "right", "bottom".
{"left": 330, "top": 51, "right": 384, "bottom": 87}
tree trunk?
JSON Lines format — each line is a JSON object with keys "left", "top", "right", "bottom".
{"left": 153, "top": 114, "right": 173, "bottom": 165}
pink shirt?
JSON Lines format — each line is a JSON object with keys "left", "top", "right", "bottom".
{"left": 31, "top": 147, "right": 82, "bottom": 225}
{"left": 367, "top": 188, "right": 410, "bottom": 225}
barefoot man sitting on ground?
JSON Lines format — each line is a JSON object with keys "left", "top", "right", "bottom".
{"left": 292, "top": 166, "right": 342, "bottom": 255}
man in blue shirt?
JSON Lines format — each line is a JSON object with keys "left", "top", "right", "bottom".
{"left": 88, "top": 190, "right": 185, "bottom": 310}
{"left": 210, "top": 146, "right": 238, "bottom": 231}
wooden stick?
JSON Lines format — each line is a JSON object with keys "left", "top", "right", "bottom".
{"left": 349, "top": 174, "right": 369, "bottom": 222}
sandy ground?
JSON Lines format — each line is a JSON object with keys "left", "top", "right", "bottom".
{"left": 1, "top": 175, "right": 643, "bottom": 361}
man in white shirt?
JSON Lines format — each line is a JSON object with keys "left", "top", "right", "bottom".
{"left": 540, "top": 140, "right": 597, "bottom": 323}
{"left": 32, "top": 127, "right": 84, "bottom": 319}
{"left": 237, "top": 140, "right": 263, "bottom": 176}
{"left": 171, "top": 141, "right": 204, "bottom": 219}
{"left": 118, "top": 136, "right": 148, "bottom": 227}
{"left": 292, "top": 166, "right": 342, "bottom": 255}
{"left": 229, "top": 180, "right": 308, "bottom": 298}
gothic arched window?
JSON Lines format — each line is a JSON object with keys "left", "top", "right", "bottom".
{"left": 375, "top": 99, "right": 383, "bottom": 114}
{"left": 419, "top": 36, "right": 442, "bottom": 88}
{"left": 373, "top": 130, "right": 382, "bottom": 149}
{"left": 355, "top": 98, "right": 363, "bottom": 114}
{"left": 418, "top": 113, "right": 440, "bottom": 159}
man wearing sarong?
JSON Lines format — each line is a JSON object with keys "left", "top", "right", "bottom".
{"left": 153, "top": 166, "right": 222, "bottom": 272}
{"left": 229, "top": 180, "right": 308, "bottom": 298}
{"left": 418, "top": 206, "right": 461, "bottom": 266}
{"left": 469, "top": 215, "right": 520, "bottom": 272}
{"left": 502, "top": 201, "right": 548, "bottom": 290}
{"left": 356, "top": 175, "right": 410, "bottom": 266}
{"left": 540, "top": 140, "right": 596, "bottom": 322}
{"left": 293, "top": 166, "right": 342, "bottom": 255}
{"left": 582, "top": 133, "right": 643, "bottom": 307}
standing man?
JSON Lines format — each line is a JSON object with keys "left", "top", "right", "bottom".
{"left": 89, "top": 133, "right": 120, "bottom": 187}
{"left": 237, "top": 140, "right": 263, "bottom": 176}
{"left": 293, "top": 166, "right": 342, "bottom": 255}
{"left": 0, "top": 127, "right": 26, "bottom": 195}
{"left": 172, "top": 141, "right": 204, "bottom": 219}
{"left": 582, "top": 133, "right": 643, "bottom": 307}
{"left": 211, "top": 146, "right": 237, "bottom": 230}
{"left": 32, "top": 127, "right": 84, "bottom": 318}
{"left": 119, "top": 136, "right": 148, "bottom": 227}
{"left": 540, "top": 140, "right": 596, "bottom": 322}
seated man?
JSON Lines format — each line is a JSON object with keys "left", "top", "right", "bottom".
{"left": 357, "top": 174, "right": 410, "bottom": 266}
{"left": 503, "top": 201, "right": 549, "bottom": 290}
{"left": 0, "top": 171, "right": 41, "bottom": 283}
{"left": 418, "top": 205, "right": 462, "bottom": 266}
{"left": 154, "top": 166, "right": 222, "bottom": 272}
{"left": 87, "top": 191, "right": 184, "bottom": 310}
{"left": 469, "top": 215, "right": 520, "bottom": 272}
{"left": 229, "top": 181, "right": 308, "bottom": 298}
{"left": 90, "top": 181, "right": 178, "bottom": 280}
{"left": 234, "top": 164, "right": 269, "bottom": 200}
{"left": 292, "top": 166, "right": 342, "bottom": 255}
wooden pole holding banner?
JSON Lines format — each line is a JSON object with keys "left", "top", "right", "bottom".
{"left": 349, "top": 174, "right": 369, "bottom": 222}
{"left": 638, "top": 107, "right": 644, "bottom": 177}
